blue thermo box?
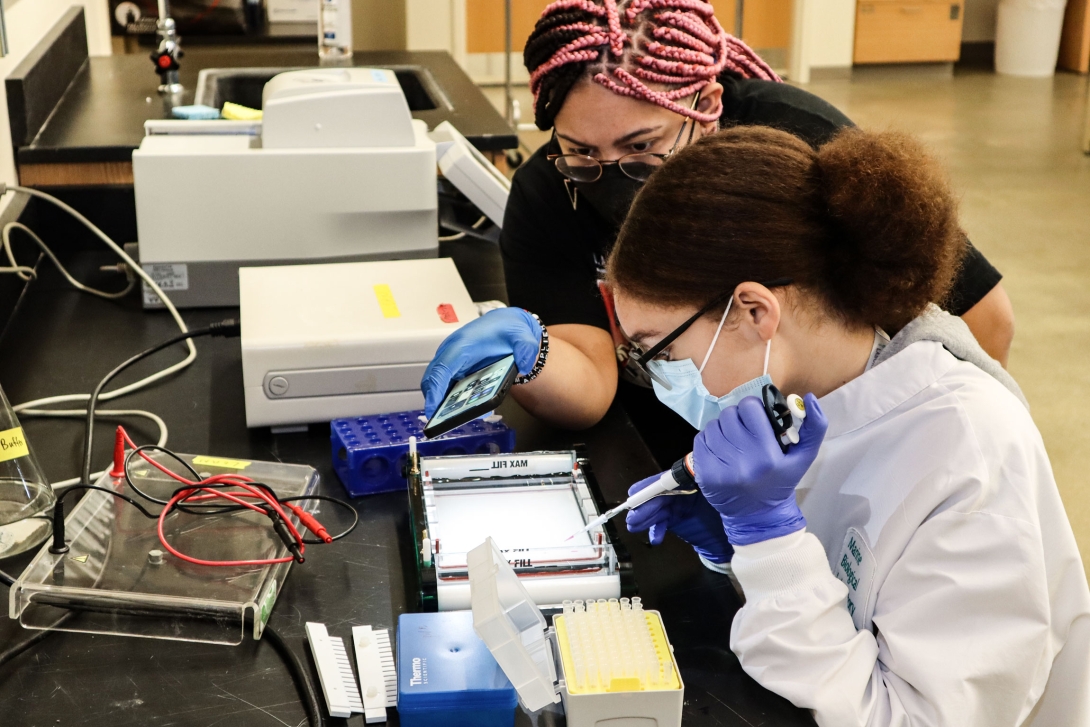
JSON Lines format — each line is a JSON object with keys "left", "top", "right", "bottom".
{"left": 331, "top": 409, "right": 515, "bottom": 497}
{"left": 397, "top": 611, "right": 518, "bottom": 727}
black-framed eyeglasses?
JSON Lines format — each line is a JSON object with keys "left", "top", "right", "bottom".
{"left": 630, "top": 278, "right": 793, "bottom": 388}
{"left": 547, "top": 94, "right": 700, "bottom": 184}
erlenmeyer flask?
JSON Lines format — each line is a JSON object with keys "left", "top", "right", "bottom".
{"left": 0, "top": 383, "right": 55, "bottom": 558}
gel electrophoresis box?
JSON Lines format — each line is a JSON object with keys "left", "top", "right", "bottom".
{"left": 331, "top": 410, "right": 515, "bottom": 497}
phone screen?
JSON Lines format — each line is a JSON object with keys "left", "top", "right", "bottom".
{"left": 426, "top": 355, "right": 517, "bottom": 435}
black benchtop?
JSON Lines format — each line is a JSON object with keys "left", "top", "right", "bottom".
{"left": 18, "top": 47, "right": 518, "bottom": 166}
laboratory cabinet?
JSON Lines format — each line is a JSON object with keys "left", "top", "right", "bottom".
{"left": 854, "top": 0, "right": 965, "bottom": 64}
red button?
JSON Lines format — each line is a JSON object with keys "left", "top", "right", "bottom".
{"left": 158, "top": 55, "right": 172, "bottom": 68}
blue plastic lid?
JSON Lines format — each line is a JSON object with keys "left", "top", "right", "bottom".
{"left": 397, "top": 612, "right": 518, "bottom": 712}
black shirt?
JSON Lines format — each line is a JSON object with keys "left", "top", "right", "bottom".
{"left": 499, "top": 75, "right": 1002, "bottom": 466}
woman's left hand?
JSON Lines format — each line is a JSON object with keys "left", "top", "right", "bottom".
{"left": 625, "top": 474, "right": 734, "bottom": 564}
{"left": 693, "top": 394, "right": 828, "bottom": 546}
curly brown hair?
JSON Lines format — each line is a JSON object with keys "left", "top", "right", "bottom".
{"left": 607, "top": 126, "right": 966, "bottom": 333}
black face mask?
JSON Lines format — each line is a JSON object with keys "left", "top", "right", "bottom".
{"left": 574, "top": 165, "right": 645, "bottom": 229}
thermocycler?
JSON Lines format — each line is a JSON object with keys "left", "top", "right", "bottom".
{"left": 133, "top": 68, "right": 438, "bottom": 308}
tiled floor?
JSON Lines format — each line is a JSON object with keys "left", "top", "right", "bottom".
{"left": 483, "top": 70, "right": 1090, "bottom": 573}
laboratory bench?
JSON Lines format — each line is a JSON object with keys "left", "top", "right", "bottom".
{"left": 7, "top": 8, "right": 517, "bottom": 188}
{"left": 0, "top": 220, "right": 814, "bottom": 725}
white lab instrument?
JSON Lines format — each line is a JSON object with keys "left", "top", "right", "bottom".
{"left": 409, "top": 451, "right": 633, "bottom": 611}
{"left": 133, "top": 68, "right": 437, "bottom": 308}
{"left": 352, "top": 625, "right": 397, "bottom": 723}
{"left": 306, "top": 622, "right": 364, "bottom": 718}
{"left": 430, "top": 121, "right": 510, "bottom": 227}
{"left": 468, "top": 538, "right": 683, "bottom": 726}
{"left": 266, "top": 0, "right": 317, "bottom": 22}
{"left": 240, "top": 258, "right": 477, "bottom": 428}
{"left": 317, "top": 0, "right": 352, "bottom": 60}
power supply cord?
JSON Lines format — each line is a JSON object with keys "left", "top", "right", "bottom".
{"left": 1, "top": 221, "right": 135, "bottom": 299}
{"left": 80, "top": 319, "right": 240, "bottom": 486}
{"left": 2, "top": 183, "right": 200, "bottom": 414}
{"left": 261, "top": 622, "right": 327, "bottom": 727}
{"left": 0, "top": 597, "right": 324, "bottom": 727}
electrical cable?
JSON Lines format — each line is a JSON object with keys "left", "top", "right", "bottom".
{"left": 258, "top": 622, "right": 327, "bottom": 727}
{"left": 0, "top": 613, "right": 323, "bottom": 727}
{"left": 279, "top": 496, "right": 359, "bottom": 544}
{"left": 1, "top": 184, "right": 198, "bottom": 415}
{"left": 438, "top": 214, "right": 488, "bottom": 241}
{"left": 14, "top": 408, "right": 169, "bottom": 490}
{"left": 0, "top": 613, "right": 75, "bottom": 669}
{"left": 80, "top": 319, "right": 240, "bottom": 486}
{"left": 1, "top": 222, "right": 135, "bottom": 299}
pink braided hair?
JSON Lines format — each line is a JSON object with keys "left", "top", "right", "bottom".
{"left": 526, "top": 0, "right": 779, "bottom": 128}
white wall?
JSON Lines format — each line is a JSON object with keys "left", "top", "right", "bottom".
{"left": 962, "top": 0, "right": 998, "bottom": 42}
{"left": 0, "top": 0, "right": 111, "bottom": 203}
{"left": 405, "top": 0, "right": 465, "bottom": 63}
{"left": 789, "top": 0, "right": 856, "bottom": 82}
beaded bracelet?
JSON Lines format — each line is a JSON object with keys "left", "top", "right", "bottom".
{"left": 515, "top": 312, "right": 549, "bottom": 385}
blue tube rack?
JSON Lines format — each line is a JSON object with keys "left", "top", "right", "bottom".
{"left": 331, "top": 410, "right": 516, "bottom": 497}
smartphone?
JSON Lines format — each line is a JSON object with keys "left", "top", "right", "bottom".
{"left": 424, "top": 355, "right": 519, "bottom": 439}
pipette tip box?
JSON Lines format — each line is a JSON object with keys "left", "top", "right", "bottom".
{"left": 396, "top": 611, "right": 518, "bottom": 727}
{"left": 468, "top": 538, "right": 683, "bottom": 727}
{"left": 331, "top": 409, "right": 514, "bottom": 497}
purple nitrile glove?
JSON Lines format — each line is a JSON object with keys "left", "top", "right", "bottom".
{"left": 625, "top": 473, "right": 734, "bottom": 564}
{"left": 420, "top": 307, "right": 543, "bottom": 418}
{"left": 693, "top": 394, "right": 828, "bottom": 546}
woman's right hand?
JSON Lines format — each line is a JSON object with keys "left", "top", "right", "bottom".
{"left": 421, "top": 307, "right": 543, "bottom": 418}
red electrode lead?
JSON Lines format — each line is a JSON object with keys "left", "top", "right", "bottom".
{"left": 109, "top": 426, "right": 126, "bottom": 478}
{"left": 285, "top": 503, "right": 333, "bottom": 544}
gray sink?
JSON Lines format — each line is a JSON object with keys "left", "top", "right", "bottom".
{"left": 193, "top": 65, "right": 452, "bottom": 112}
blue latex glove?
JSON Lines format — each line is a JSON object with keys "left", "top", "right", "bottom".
{"left": 693, "top": 394, "right": 828, "bottom": 546}
{"left": 625, "top": 473, "right": 734, "bottom": 564}
{"left": 421, "top": 307, "right": 543, "bottom": 418}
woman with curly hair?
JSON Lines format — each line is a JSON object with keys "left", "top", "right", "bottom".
{"left": 612, "top": 125, "right": 1089, "bottom": 726}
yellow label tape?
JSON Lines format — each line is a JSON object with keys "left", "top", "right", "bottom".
{"left": 191, "top": 455, "right": 251, "bottom": 470}
{"left": 374, "top": 284, "right": 401, "bottom": 318}
{"left": 0, "top": 427, "right": 30, "bottom": 463}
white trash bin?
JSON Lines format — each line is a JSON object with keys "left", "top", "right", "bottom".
{"left": 995, "top": 0, "right": 1069, "bottom": 77}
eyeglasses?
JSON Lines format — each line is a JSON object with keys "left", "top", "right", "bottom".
{"left": 548, "top": 94, "right": 700, "bottom": 183}
{"left": 630, "top": 278, "right": 793, "bottom": 388}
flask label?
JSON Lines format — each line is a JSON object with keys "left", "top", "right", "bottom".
{"left": 0, "top": 427, "right": 30, "bottom": 462}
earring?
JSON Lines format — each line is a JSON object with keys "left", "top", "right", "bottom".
{"left": 564, "top": 179, "right": 578, "bottom": 210}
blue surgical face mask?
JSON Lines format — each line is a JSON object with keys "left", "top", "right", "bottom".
{"left": 648, "top": 296, "right": 773, "bottom": 431}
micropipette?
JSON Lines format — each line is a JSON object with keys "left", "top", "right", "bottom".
{"left": 566, "top": 455, "right": 697, "bottom": 541}
{"left": 566, "top": 387, "right": 807, "bottom": 541}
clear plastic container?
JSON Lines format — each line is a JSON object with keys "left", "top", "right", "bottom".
{"left": 0, "top": 384, "right": 55, "bottom": 559}
{"left": 10, "top": 452, "right": 319, "bottom": 644}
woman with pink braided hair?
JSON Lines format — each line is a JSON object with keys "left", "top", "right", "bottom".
{"left": 422, "top": 0, "right": 1013, "bottom": 499}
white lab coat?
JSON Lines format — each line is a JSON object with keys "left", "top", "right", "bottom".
{"left": 728, "top": 340, "right": 1090, "bottom": 727}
